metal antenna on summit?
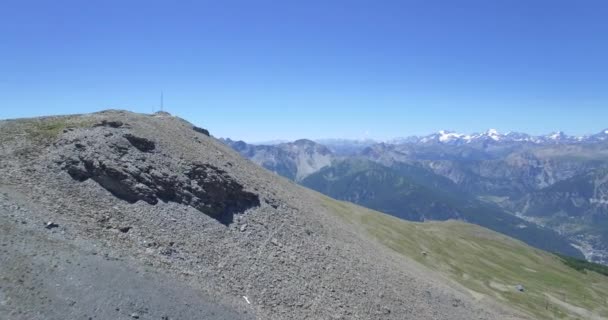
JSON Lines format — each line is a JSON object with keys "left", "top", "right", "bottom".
{"left": 160, "top": 92, "right": 164, "bottom": 112}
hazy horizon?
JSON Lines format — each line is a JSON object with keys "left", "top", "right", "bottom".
{"left": 2, "top": 107, "right": 608, "bottom": 143}
{"left": 2, "top": 1, "right": 608, "bottom": 141}
{"left": 239, "top": 127, "right": 608, "bottom": 145}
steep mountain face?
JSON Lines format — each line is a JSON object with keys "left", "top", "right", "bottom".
{"left": 510, "top": 168, "right": 608, "bottom": 263}
{"left": 220, "top": 138, "right": 298, "bottom": 180}
{"left": 281, "top": 139, "right": 334, "bottom": 180}
{"left": 516, "top": 168, "right": 608, "bottom": 220}
{"left": 420, "top": 152, "right": 600, "bottom": 197}
{"left": 221, "top": 138, "right": 333, "bottom": 181}
{"left": 301, "top": 159, "right": 464, "bottom": 221}
{"left": 301, "top": 159, "right": 583, "bottom": 258}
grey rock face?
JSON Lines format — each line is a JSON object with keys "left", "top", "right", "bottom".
{"left": 220, "top": 138, "right": 334, "bottom": 181}
{"left": 58, "top": 125, "right": 259, "bottom": 224}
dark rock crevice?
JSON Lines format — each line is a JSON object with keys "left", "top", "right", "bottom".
{"left": 193, "top": 126, "right": 210, "bottom": 136}
{"left": 94, "top": 120, "right": 125, "bottom": 128}
{"left": 123, "top": 134, "right": 156, "bottom": 152}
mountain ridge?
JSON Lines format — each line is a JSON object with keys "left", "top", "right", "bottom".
{"left": 231, "top": 128, "right": 608, "bottom": 148}
{"left": 387, "top": 128, "right": 608, "bottom": 146}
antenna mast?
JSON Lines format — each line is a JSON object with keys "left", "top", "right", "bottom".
{"left": 160, "top": 91, "right": 164, "bottom": 112}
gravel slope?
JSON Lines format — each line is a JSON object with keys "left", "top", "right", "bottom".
{"left": 0, "top": 200, "right": 252, "bottom": 320}
{"left": 0, "top": 110, "right": 525, "bottom": 319}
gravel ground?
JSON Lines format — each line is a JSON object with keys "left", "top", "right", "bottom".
{"left": 0, "top": 110, "right": 527, "bottom": 319}
{"left": 0, "top": 204, "right": 252, "bottom": 320}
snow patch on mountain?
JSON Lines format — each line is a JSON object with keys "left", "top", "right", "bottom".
{"left": 549, "top": 131, "right": 565, "bottom": 140}
{"left": 387, "top": 128, "right": 608, "bottom": 146}
{"left": 438, "top": 130, "right": 467, "bottom": 142}
{"left": 485, "top": 129, "right": 501, "bottom": 141}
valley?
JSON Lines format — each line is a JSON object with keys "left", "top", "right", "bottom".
{"left": 224, "top": 129, "right": 608, "bottom": 264}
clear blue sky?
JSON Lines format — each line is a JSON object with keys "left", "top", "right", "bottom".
{"left": 1, "top": 0, "right": 607, "bottom": 142}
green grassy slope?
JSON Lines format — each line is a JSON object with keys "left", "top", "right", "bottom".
{"left": 322, "top": 196, "right": 608, "bottom": 320}
{"left": 302, "top": 159, "right": 583, "bottom": 259}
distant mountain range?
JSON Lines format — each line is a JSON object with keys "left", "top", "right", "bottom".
{"left": 376, "top": 128, "right": 608, "bottom": 147}
{"left": 222, "top": 128, "right": 608, "bottom": 264}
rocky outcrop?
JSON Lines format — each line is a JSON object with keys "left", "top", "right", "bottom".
{"left": 94, "top": 120, "right": 125, "bottom": 128}
{"left": 58, "top": 126, "right": 259, "bottom": 223}
{"left": 193, "top": 126, "right": 210, "bottom": 136}
{"left": 123, "top": 134, "right": 156, "bottom": 152}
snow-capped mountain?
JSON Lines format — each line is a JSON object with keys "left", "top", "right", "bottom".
{"left": 586, "top": 129, "right": 608, "bottom": 143}
{"left": 391, "top": 129, "right": 512, "bottom": 145}
{"left": 423, "top": 130, "right": 469, "bottom": 143}
{"left": 388, "top": 129, "right": 608, "bottom": 146}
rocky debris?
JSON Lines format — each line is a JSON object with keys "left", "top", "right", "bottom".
{"left": 193, "top": 126, "right": 210, "bottom": 136}
{"left": 160, "top": 246, "right": 177, "bottom": 256}
{"left": 240, "top": 224, "right": 248, "bottom": 232}
{"left": 452, "top": 298, "right": 463, "bottom": 307}
{"left": 123, "top": 134, "right": 156, "bottom": 152}
{"left": 45, "top": 221, "right": 59, "bottom": 229}
{"left": 1, "top": 207, "right": 251, "bottom": 319}
{"left": 58, "top": 125, "right": 260, "bottom": 223}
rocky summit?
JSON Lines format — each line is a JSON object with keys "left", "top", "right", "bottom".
{"left": 1, "top": 110, "right": 607, "bottom": 320}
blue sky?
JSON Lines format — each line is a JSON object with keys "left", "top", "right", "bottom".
{"left": 1, "top": 0, "right": 607, "bottom": 142}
